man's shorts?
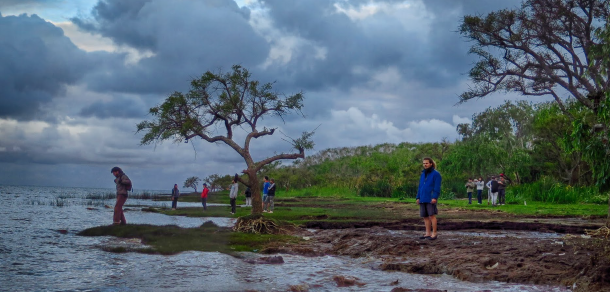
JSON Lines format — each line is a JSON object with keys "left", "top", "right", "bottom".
{"left": 419, "top": 203, "right": 438, "bottom": 218}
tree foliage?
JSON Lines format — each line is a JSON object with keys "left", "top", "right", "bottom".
{"left": 446, "top": 101, "right": 536, "bottom": 183}
{"left": 183, "top": 176, "right": 201, "bottom": 192}
{"left": 459, "top": 0, "right": 610, "bottom": 113}
{"left": 137, "top": 65, "right": 315, "bottom": 214}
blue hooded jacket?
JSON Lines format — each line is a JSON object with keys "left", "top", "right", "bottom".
{"left": 416, "top": 168, "right": 442, "bottom": 203}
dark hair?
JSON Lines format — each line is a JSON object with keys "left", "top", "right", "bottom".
{"left": 270, "top": 178, "right": 275, "bottom": 183}
{"left": 111, "top": 166, "right": 122, "bottom": 173}
{"left": 264, "top": 176, "right": 269, "bottom": 181}
{"left": 423, "top": 157, "right": 436, "bottom": 169}
{"left": 203, "top": 183, "right": 207, "bottom": 186}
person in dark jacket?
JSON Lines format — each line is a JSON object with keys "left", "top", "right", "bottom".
{"left": 111, "top": 166, "right": 131, "bottom": 225}
{"left": 245, "top": 187, "right": 252, "bottom": 206}
{"left": 498, "top": 176, "right": 507, "bottom": 205}
{"left": 416, "top": 157, "right": 442, "bottom": 240}
{"left": 171, "top": 184, "right": 180, "bottom": 210}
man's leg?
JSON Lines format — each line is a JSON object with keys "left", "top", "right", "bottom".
{"left": 113, "top": 195, "right": 127, "bottom": 225}
{"left": 423, "top": 217, "right": 431, "bottom": 236}
{"left": 468, "top": 192, "right": 472, "bottom": 204}
{"left": 477, "top": 190, "right": 482, "bottom": 204}
{"left": 430, "top": 215, "right": 437, "bottom": 237}
{"left": 269, "top": 196, "right": 274, "bottom": 212}
{"left": 500, "top": 189, "right": 506, "bottom": 205}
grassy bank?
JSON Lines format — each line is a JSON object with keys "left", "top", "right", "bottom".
{"left": 158, "top": 188, "right": 607, "bottom": 220}
{"left": 78, "top": 221, "right": 301, "bottom": 255}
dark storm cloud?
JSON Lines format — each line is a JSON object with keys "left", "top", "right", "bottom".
{"left": 79, "top": 96, "right": 147, "bottom": 119}
{"left": 258, "top": 0, "right": 524, "bottom": 92}
{"left": 72, "top": 0, "right": 268, "bottom": 95}
{"left": 0, "top": 13, "right": 91, "bottom": 120}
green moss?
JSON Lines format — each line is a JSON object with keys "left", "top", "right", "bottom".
{"left": 78, "top": 222, "right": 300, "bottom": 255}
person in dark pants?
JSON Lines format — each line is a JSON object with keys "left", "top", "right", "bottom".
{"left": 498, "top": 176, "right": 507, "bottom": 205}
{"left": 229, "top": 178, "right": 238, "bottom": 214}
{"left": 171, "top": 184, "right": 180, "bottom": 210}
{"left": 111, "top": 166, "right": 131, "bottom": 225}
{"left": 416, "top": 157, "right": 442, "bottom": 240}
{"left": 475, "top": 177, "right": 484, "bottom": 204}
{"left": 201, "top": 183, "right": 209, "bottom": 210}
{"left": 263, "top": 179, "right": 276, "bottom": 213}
{"left": 465, "top": 178, "right": 475, "bottom": 204}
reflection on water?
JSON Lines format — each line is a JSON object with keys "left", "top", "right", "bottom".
{"left": 0, "top": 185, "right": 569, "bottom": 291}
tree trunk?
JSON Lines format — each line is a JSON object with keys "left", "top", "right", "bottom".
{"left": 245, "top": 171, "right": 263, "bottom": 215}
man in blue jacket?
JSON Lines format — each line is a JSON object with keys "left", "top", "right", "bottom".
{"left": 416, "top": 157, "right": 442, "bottom": 240}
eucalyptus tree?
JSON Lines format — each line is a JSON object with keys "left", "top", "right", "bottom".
{"left": 137, "top": 65, "right": 315, "bottom": 214}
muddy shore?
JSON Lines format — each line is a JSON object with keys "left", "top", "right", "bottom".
{"left": 262, "top": 208, "right": 610, "bottom": 292}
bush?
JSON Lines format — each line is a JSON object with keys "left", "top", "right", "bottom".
{"left": 506, "top": 177, "right": 606, "bottom": 204}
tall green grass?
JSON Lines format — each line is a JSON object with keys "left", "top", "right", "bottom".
{"left": 507, "top": 177, "right": 606, "bottom": 204}
{"left": 283, "top": 186, "right": 357, "bottom": 197}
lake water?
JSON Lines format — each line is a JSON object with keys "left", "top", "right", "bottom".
{"left": 0, "top": 185, "right": 570, "bottom": 292}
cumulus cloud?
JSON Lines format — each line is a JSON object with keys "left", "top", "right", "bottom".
{"left": 0, "top": 14, "right": 91, "bottom": 120}
{"left": 0, "top": 0, "right": 541, "bottom": 188}
{"left": 71, "top": 0, "right": 269, "bottom": 94}
{"left": 321, "top": 107, "right": 463, "bottom": 145}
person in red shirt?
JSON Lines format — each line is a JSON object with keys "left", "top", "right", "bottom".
{"left": 201, "top": 183, "right": 210, "bottom": 211}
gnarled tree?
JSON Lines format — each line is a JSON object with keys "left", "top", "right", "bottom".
{"left": 459, "top": 0, "right": 609, "bottom": 113}
{"left": 183, "top": 176, "right": 201, "bottom": 192}
{"left": 137, "top": 65, "right": 315, "bottom": 214}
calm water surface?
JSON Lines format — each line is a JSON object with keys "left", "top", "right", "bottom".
{"left": 0, "top": 185, "right": 570, "bottom": 292}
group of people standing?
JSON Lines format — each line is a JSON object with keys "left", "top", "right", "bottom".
{"left": 216, "top": 175, "right": 277, "bottom": 215}
{"left": 241, "top": 176, "right": 277, "bottom": 212}
{"left": 465, "top": 175, "right": 509, "bottom": 206}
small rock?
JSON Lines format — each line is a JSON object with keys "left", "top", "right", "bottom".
{"left": 303, "top": 236, "right": 311, "bottom": 241}
{"left": 486, "top": 262, "right": 499, "bottom": 270}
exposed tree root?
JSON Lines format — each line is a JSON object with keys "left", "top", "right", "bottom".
{"left": 233, "top": 215, "right": 294, "bottom": 234}
{"left": 585, "top": 226, "right": 610, "bottom": 238}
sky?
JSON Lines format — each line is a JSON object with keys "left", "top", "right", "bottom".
{"left": 0, "top": 0, "right": 547, "bottom": 190}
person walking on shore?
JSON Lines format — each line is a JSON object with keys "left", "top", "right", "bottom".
{"left": 201, "top": 183, "right": 209, "bottom": 211}
{"left": 263, "top": 179, "right": 276, "bottom": 213}
{"left": 465, "top": 178, "right": 475, "bottom": 205}
{"left": 475, "top": 177, "right": 484, "bottom": 204}
{"left": 111, "top": 166, "right": 131, "bottom": 225}
{"left": 245, "top": 187, "right": 252, "bottom": 206}
{"left": 171, "top": 184, "right": 180, "bottom": 210}
{"left": 416, "top": 157, "right": 442, "bottom": 240}
{"left": 229, "top": 178, "right": 238, "bottom": 215}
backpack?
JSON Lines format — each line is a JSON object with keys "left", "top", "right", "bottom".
{"left": 123, "top": 174, "right": 133, "bottom": 192}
